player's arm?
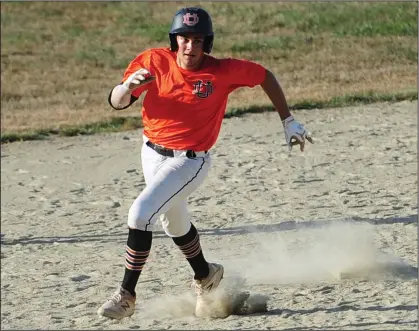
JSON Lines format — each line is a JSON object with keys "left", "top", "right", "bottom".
{"left": 260, "top": 69, "right": 291, "bottom": 121}
{"left": 260, "top": 69, "right": 313, "bottom": 152}
{"left": 108, "top": 69, "right": 155, "bottom": 110}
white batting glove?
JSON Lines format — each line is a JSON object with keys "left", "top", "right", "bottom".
{"left": 282, "top": 116, "right": 313, "bottom": 152}
{"left": 122, "top": 68, "right": 155, "bottom": 91}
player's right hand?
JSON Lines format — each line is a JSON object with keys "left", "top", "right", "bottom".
{"left": 122, "top": 69, "right": 155, "bottom": 91}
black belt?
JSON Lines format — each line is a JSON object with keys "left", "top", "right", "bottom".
{"left": 146, "top": 141, "right": 205, "bottom": 158}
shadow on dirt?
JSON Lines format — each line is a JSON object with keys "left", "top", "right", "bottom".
{"left": 2, "top": 214, "right": 416, "bottom": 246}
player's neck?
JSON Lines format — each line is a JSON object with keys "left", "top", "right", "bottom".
{"left": 176, "top": 54, "right": 205, "bottom": 72}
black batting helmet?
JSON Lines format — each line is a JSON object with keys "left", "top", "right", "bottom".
{"left": 169, "top": 7, "right": 214, "bottom": 54}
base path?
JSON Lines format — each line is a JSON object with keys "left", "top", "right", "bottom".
{"left": 1, "top": 101, "right": 417, "bottom": 330}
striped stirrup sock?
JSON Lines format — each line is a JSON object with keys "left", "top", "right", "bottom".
{"left": 125, "top": 246, "right": 150, "bottom": 271}
{"left": 121, "top": 228, "right": 152, "bottom": 296}
{"left": 172, "top": 223, "right": 210, "bottom": 280}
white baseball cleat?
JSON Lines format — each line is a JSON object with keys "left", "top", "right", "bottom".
{"left": 194, "top": 263, "right": 224, "bottom": 317}
{"left": 97, "top": 286, "right": 136, "bottom": 320}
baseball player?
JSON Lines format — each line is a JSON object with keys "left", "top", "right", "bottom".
{"left": 98, "top": 7, "right": 313, "bottom": 320}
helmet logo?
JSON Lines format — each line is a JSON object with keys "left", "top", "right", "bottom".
{"left": 183, "top": 13, "right": 199, "bottom": 26}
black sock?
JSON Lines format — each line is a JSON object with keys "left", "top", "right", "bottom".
{"left": 172, "top": 223, "right": 210, "bottom": 280}
{"left": 121, "top": 228, "right": 152, "bottom": 296}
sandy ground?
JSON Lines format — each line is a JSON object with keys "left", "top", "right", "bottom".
{"left": 1, "top": 101, "right": 418, "bottom": 330}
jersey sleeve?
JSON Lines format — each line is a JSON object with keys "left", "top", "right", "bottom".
{"left": 224, "top": 58, "right": 267, "bottom": 91}
{"left": 122, "top": 49, "right": 155, "bottom": 98}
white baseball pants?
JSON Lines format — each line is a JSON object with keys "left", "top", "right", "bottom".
{"left": 127, "top": 138, "right": 211, "bottom": 237}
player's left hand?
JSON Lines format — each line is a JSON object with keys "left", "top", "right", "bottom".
{"left": 282, "top": 116, "right": 313, "bottom": 152}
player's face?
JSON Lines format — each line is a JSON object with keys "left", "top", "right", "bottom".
{"left": 176, "top": 34, "right": 205, "bottom": 71}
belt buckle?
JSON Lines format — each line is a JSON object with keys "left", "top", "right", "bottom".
{"left": 154, "top": 143, "right": 174, "bottom": 157}
{"left": 154, "top": 143, "right": 167, "bottom": 154}
{"left": 154, "top": 143, "right": 165, "bottom": 150}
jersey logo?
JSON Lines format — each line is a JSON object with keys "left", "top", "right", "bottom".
{"left": 192, "top": 80, "right": 213, "bottom": 99}
{"left": 183, "top": 13, "right": 199, "bottom": 26}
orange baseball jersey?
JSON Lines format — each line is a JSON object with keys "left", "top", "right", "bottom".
{"left": 122, "top": 48, "right": 266, "bottom": 151}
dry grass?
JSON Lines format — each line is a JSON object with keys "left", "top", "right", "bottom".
{"left": 1, "top": 2, "right": 417, "bottom": 137}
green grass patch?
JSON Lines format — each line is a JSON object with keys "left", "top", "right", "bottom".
{"left": 120, "top": 22, "right": 170, "bottom": 42}
{"left": 57, "top": 117, "right": 142, "bottom": 137}
{"left": 0, "top": 131, "right": 51, "bottom": 143}
{"left": 75, "top": 47, "right": 117, "bottom": 68}
{"left": 1, "top": 2, "right": 417, "bottom": 136}
{"left": 285, "top": 2, "right": 417, "bottom": 36}
{"left": 2, "top": 91, "right": 416, "bottom": 144}
{"left": 210, "top": 2, "right": 417, "bottom": 37}
{"left": 226, "top": 90, "right": 418, "bottom": 118}
{"left": 326, "top": 90, "right": 418, "bottom": 107}
{"left": 231, "top": 36, "right": 296, "bottom": 53}
{"left": 1, "top": 116, "right": 143, "bottom": 143}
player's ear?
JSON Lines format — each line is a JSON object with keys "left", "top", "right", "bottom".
{"left": 176, "top": 35, "right": 182, "bottom": 45}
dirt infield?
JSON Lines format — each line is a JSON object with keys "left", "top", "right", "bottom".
{"left": 1, "top": 101, "right": 417, "bottom": 330}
